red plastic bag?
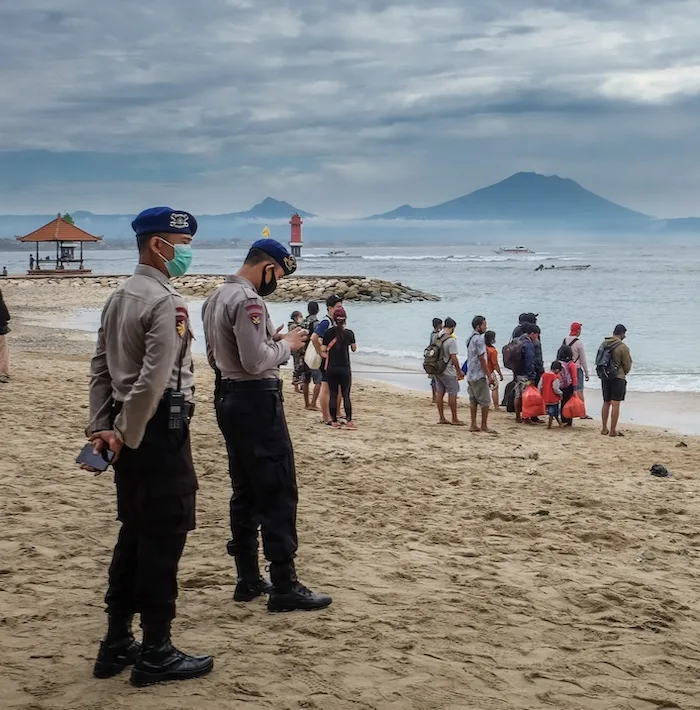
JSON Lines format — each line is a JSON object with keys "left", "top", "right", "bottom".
{"left": 521, "top": 385, "right": 546, "bottom": 419}
{"left": 563, "top": 396, "right": 586, "bottom": 419}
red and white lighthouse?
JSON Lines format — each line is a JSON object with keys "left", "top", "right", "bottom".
{"left": 289, "top": 213, "right": 303, "bottom": 258}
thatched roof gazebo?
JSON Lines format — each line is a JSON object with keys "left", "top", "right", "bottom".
{"left": 16, "top": 214, "right": 102, "bottom": 274}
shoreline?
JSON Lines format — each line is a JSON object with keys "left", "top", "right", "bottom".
{"left": 4, "top": 280, "right": 699, "bottom": 436}
{"left": 353, "top": 365, "right": 700, "bottom": 436}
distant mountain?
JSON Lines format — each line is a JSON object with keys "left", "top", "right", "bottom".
{"left": 366, "top": 172, "right": 651, "bottom": 227}
{"left": 0, "top": 198, "right": 314, "bottom": 241}
{"left": 661, "top": 217, "right": 700, "bottom": 233}
{"left": 225, "top": 197, "right": 314, "bottom": 220}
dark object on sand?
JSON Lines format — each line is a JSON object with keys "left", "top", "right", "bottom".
{"left": 650, "top": 464, "right": 671, "bottom": 478}
{"left": 676, "top": 441, "right": 688, "bottom": 448}
{"left": 502, "top": 380, "right": 516, "bottom": 412}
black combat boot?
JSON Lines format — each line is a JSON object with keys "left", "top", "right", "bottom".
{"left": 93, "top": 614, "right": 141, "bottom": 678}
{"left": 130, "top": 621, "right": 214, "bottom": 687}
{"left": 267, "top": 562, "right": 333, "bottom": 613}
{"left": 233, "top": 555, "right": 272, "bottom": 602}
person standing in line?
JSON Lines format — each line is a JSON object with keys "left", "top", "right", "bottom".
{"left": 562, "top": 322, "right": 592, "bottom": 417}
{"left": 556, "top": 344, "right": 578, "bottom": 426}
{"left": 288, "top": 310, "right": 304, "bottom": 393}
{"left": 429, "top": 318, "right": 443, "bottom": 403}
{"left": 321, "top": 306, "right": 357, "bottom": 429}
{"left": 0, "top": 287, "right": 10, "bottom": 383}
{"left": 484, "top": 330, "right": 503, "bottom": 410}
{"left": 539, "top": 361, "right": 564, "bottom": 429}
{"left": 310, "top": 294, "right": 344, "bottom": 424}
{"left": 300, "top": 301, "right": 322, "bottom": 410}
{"left": 466, "top": 316, "right": 496, "bottom": 432}
{"left": 435, "top": 317, "right": 465, "bottom": 426}
{"left": 83, "top": 207, "right": 213, "bottom": 686}
{"left": 598, "top": 324, "right": 633, "bottom": 437}
{"left": 202, "top": 239, "right": 332, "bottom": 612}
{"left": 513, "top": 324, "right": 540, "bottom": 424}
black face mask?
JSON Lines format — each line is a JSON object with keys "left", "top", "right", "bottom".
{"left": 258, "top": 266, "right": 277, "bottom": 297}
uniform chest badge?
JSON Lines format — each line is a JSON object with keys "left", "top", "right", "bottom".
{"left": 175, "top": 306, "right": 189, "bottom": 337}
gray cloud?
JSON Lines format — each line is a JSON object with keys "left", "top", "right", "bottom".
{"left": 0, "top": 0, "right": 699, "bottom": 216}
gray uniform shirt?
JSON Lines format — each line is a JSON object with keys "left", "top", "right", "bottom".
{"left": 87, "top": 264, "right": 194, "bottom": 449}
{"left": 201, "top": 275, "right": 291, "bottom": 380}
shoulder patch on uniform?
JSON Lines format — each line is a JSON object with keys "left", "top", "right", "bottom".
{"left": 175, "top": 305, "right": 189, "bottom": 337}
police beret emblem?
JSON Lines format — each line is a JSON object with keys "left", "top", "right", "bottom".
{"left": 284, "top": 255, "right": 297, "bottom": 272}
{"left": 169, "top": 213, "right": 189, "bottom": 230}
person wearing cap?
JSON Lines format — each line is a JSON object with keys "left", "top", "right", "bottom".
{"left": 562, "top": 322, "right": 591, "bottom": 414}
{"left": 320, "top": 305, "right": 357, "bottom": 429}
{"left": 202, "top": 239, "right": 332, "bottom": 612}
{"left": 310, "top": 294, "right": 344, "bottom": 424}
{"left": 83, "top": 207, "right": 213, "bottom": 686}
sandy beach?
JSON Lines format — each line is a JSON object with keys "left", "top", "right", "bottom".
{"left": 2, "top": 280, "right": 700, "bottom": 709}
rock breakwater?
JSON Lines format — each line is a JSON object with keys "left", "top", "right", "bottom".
{"left": 4, "top": 274, "right": 440, "bottom": 303}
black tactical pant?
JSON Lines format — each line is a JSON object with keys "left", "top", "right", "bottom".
{"left": 216, "top": 380, "right": 299, "bottom": 564}
{"left": 105, "top": 400, "right": 197, "bottom": 625}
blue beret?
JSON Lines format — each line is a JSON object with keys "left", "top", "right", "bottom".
{"left": 251, "top": 238, "right": 297, "bottom": 275}
{"left": 132, "top": 206, "right": 198, "bottom": 237}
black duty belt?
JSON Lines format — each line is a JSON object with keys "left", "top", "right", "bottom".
{"left": 111, "top": 397, "right": 195, "bottom": 419}
{"left": 220, "top": 378, "right": 282, "bottom": 393}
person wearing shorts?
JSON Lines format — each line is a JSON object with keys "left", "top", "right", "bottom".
{"left": 599, "top": 325, "right": 633, "bottom": 438}
{"left": 466, "top": 316, "right": 495, "bottom": 433}
{"left": 434, "top": 318, "right": 464, "bottom": 426}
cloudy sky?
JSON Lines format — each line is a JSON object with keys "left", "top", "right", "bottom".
{"left": 1, "top": 0, "right": 699, "bottom": 217}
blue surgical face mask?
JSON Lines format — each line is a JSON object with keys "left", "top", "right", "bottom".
{"left": 159, "top": 238, "right": 192, "bottom": 277}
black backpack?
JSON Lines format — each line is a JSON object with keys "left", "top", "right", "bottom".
{"left": 562, "top": 337, "right": 579, "bottom": 362}
{"left": 423, "top": 335, "right": 449, "bottom": 376}
{"left": 502, "top": 338, "right": 524, "bottom": 371}
{"left": 596, "top": 341, "right": 622, "bottom": 380}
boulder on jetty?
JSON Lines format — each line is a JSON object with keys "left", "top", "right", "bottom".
{"left": 4, "top": 274, "right": 440, "bottom": 303}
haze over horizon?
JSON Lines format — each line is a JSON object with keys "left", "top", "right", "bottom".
{"left": 2, "top": 1, "right": 699, "bottom": 218}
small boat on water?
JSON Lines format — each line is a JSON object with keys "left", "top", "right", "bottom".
{"left": 327, "top": 250, "right": 350, "bottom": 257}
{"left": 495, "top": 245, "right": 534, "bottom": 254}
{"left": 534, "top": 264, "right": 591, "bottom": 271}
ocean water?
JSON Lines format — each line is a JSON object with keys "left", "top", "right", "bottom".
{"left": 2, "top": 241, "right": 698, "bottom": 394}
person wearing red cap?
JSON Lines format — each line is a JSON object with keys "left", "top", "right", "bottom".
{"left": 321, "top": 305, "right": 357, "bottom": 429}
{"left": 562, "top": 322, "right": 591, "bottom": 416}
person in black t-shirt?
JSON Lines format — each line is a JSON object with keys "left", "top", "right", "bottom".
{"left": 321, "top": 306, "right": 357, "bottom": 429}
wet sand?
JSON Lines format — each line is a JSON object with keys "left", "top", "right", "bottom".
{"left": 2, "top": 280, "right": 700, "bottom": 709}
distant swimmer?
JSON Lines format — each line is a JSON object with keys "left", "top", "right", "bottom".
{"left": 202, "top": 238, "right": 333, "bottom": 612}
{"left": 83, "top": 206, "right": 213, "bottom": 686}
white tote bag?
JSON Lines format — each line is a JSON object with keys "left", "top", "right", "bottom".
{"left": 304, "top": 343, "right": 322, "bottom": 370}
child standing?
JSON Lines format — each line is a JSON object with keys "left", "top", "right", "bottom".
{"left": 539, "top": 361, "right": 564, "bottom": 428}
{"left": 556, "top": 344, "right": 579, "bottom": 426}
{"left": 484, "top": 330, "right": 503, "bottom": 410}
{"left": 288, "top": 310, "right": 304, "bottom": 392}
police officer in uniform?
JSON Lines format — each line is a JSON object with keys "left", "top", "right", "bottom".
{"left": 84, "top": 207, "right": 213, "bottom": 686}
{"left": 202, "top": 239, "right": 332, "bottom": 612}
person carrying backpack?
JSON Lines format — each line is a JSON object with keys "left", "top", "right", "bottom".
{"left": 424, "top": 317, "right": 464, "bottom": 426}
{"left": 562, "top": 322, "right": 591, "bottom": 415}
{"left": 556, "top": 344, "right": 578, "bottom": 426}
{"left": 596, "top": 324, "right": 633, "bottom": 437}
{"left": 503, "top": 323, "right": 539, "bottom": 423}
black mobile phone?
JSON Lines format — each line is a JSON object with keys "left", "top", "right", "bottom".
{"left": 76, "top": 443, "right": 115, "bottom": 471}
